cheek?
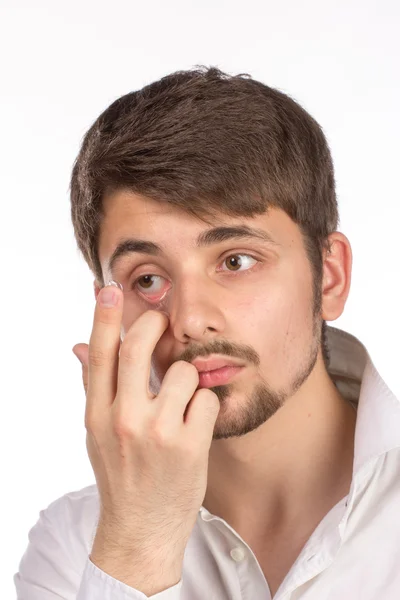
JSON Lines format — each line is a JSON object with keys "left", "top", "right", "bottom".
{"left": 234, "top": 284, "right": 295, "bottom": 328}
{"left": 245, "top": 281, "right": 312, "bottom": 356}
{"left": 275, "top": 292, "right": 316, "bottom": 364}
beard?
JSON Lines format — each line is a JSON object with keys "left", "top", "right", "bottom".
{"left": 149, "top": 276, "right": 325, "bottom": 441}
{"left": 209, "top": 336, "right": 320, "bottom": 440}
{"left": 209, "top": 288, "right": 323, "bottom": 441}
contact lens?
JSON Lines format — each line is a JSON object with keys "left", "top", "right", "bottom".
{"left": 104, "top": 280, "right": 124, "bottom": 291}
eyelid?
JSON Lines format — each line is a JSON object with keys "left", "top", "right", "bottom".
{"left": 132, "top": 251, "right": 260, "bottom": 278}
{"left": 133, "top": 252, "right": 262, "bottom": 296}
{"left": 219, "top": 250, "right": 259, "bottom": 262}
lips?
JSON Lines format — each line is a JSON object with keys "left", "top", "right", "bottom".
{"left": 190, "top": 356, "right": 245, "bottom": 388}
{"left": 190, "top": 356, "right": 244, "bottom": 372}
{"left": 197, "top": 365, "right": 244, "bottom": 388}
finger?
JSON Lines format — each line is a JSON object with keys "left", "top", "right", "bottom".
{"left": 87, "top": 283, "right": 123, "bottom": 417}
{"left": 156, "top": 360, "right": 200, "bottom": 429}
{"left": 72, "top": 343, "right": 89, "bottom": 366}
{"left": 72, "top": 343, "right": 89, "bottom": 395}
{"left": 82, "top": 364, "right": 88, "bottom": 395}
{"left": 185, "top": 388, "right": 220, "bottom": 447}
{"left": 116, "top": 310, "right": 169, "bottom": 403}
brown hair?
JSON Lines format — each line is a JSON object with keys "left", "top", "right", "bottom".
{"left": 70, "top": 66, "right": 338, "bottom": 368}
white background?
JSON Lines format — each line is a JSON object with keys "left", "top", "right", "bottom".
{"left": 1, "top": 0, "right": 399, "bottom": 595}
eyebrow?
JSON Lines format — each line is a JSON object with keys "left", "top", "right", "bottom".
{"left": 107, "top": 225, "right": 281, "bottom": 277}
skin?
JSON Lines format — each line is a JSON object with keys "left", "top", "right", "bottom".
{"left": 94, "top": 189, "right": 357, "bottom": 593}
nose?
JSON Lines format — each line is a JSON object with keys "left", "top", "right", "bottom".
{"left": 166, "top": 274, "right": 226, "bottom": 344}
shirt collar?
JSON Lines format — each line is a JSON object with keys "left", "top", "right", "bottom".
{"left": 326, "top": 325, "right": 400, "bottom": 474}
{"left": 200, "top": 326, "right": 400, "bottom": 524}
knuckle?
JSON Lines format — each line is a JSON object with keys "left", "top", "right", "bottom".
{"left": 112, "top": 416, "right": 137, "bottom": 440}
{"left": 88, "top": 347, "right": 110, "bottom": 367}
{"left": 147, "top": 417, "right": 174, "bottom": 448}
{"left": 119, "top": 339, "right": 142, "bottom": 363}
{"left": 84, "top": 409, "right": 101, "bottom": 433}
{"left": 149, "top": 428, "right": 172, "bottom": 449}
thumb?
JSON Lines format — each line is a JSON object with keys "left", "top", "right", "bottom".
{"left": 72, "top": 344, "right": 89, "bottom": 395}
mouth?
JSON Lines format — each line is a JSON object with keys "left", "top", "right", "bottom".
{"left": 197, "top": 365, "right": 244, "bottom": 388}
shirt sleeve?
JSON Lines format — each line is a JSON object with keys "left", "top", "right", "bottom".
{"left": 14, "top": 499, "right": 183, "bottom": 600}
{"left": 14, "top": 502, "right": 83, "bottom": 599}
{"left": 77, "top": 557, "right": 183, "bottom": 599}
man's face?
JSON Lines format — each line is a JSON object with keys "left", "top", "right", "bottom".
{"left": 97, "top": 190, "right": 323, "bottom": 440}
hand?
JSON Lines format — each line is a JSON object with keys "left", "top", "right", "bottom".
{"left": 72, "top": 283, "right": 220, "bottom": 593}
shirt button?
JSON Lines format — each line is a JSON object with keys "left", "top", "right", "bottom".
{"left": 230, "top": 547, "right": 246, "bottom": 562}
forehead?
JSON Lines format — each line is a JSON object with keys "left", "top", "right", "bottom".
{"left": 98, "top": 190, "right": 302, "bottom": 269}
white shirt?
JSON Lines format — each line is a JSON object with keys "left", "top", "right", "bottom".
{"left": 14, "top": 325, "right": 400, "bottom": 599}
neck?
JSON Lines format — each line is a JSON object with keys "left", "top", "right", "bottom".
{"left": 202, "top": 362, "right": 357, "bottom": 539}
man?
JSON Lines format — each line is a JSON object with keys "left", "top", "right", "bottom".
{"left": 14, "top": 66, "right": 400, "bottom": 599}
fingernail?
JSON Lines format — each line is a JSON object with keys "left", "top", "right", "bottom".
{"left": 98, "top": 281, "right": 123, "bottom": 307}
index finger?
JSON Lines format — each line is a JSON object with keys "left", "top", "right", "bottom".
{"left": 116, "top": 309, "right": 170, "bottom": 402}
{"left": 87, "top": 281, "right": 124, "bottom": 417}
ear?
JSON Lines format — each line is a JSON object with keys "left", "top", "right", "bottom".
{"left": 320, "top": 232, "right": 352, "bottom": 322}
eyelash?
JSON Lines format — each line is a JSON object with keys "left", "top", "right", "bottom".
{"left": 130, "top": 252, "right": 261, "bottom": 297}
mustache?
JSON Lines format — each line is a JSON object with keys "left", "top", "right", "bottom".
{"left": 175, "top": 338, "right": 260, "bottom": 367}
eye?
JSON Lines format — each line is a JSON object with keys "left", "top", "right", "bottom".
{"left": 135, "top": 274, "right": 165, "bottom": 293}
{"left": 220, "top": 253, "right": 258, "bottom": 272}
{"left": 132, "top": 253, "right": 259, "bottom": 299}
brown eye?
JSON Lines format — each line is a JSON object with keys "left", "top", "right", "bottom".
{"left": 221, "top": 253, "right": 258, "bottom": 273}
{"left": 137, "top": 275, "right": 154, "bottom": 289}
{"left": 225, "top": 255, "right": 242, "bottom": 271}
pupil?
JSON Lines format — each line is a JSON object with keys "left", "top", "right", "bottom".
{"left": 229, "top": 256, "right": 240, "bottom": 269}
{"left": 141, "top": 275, "right": 152, "bottom": 288}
